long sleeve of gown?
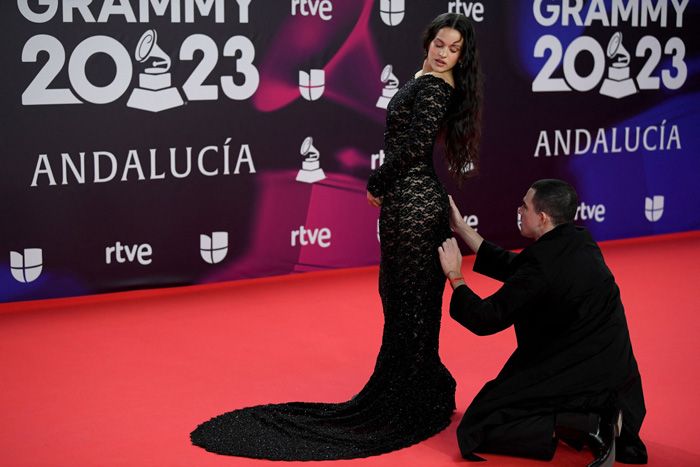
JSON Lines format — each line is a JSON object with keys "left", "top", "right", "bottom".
{"left": 367, "top": 76, "right": 452, "bottom": 198}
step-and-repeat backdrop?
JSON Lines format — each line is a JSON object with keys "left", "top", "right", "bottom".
{"left": 2, "top": 1, "right": 698, "bottom": 303}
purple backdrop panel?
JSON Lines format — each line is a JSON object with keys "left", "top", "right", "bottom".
{"left": 2, "top": 1, "right": 698, "bottom": 303}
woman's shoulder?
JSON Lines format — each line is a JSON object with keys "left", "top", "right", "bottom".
{"left": 414, "top": 71, "right": 454, "bottom": 90}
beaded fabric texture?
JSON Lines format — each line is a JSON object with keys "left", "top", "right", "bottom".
{"left": 190, "top": 74, "right": 457, "bottom": 460}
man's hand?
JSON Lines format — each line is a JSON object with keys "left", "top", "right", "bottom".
{"left": 448, "top": 195, "right": 484, "bottom": 254}
{"left": 367, "top": 191, "right": 382, "bottom": 208}
{"left": 438, "top": 238, "right": 463, "bottom": 281}
{"left": 448, "top": 195, "right": 466, "bottom": 233}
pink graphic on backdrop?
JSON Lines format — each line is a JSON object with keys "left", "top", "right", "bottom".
{"left": 212, "top": 0, "right": 386, "bottom": 284}
{"left": 204, "top": 172, "right": 380, "bottom": 282}
{"left": 253, "top": 0, "right": 384, "bottom": 121}
{"left": 336, "top": 147, "right": 369, "bottom": 170}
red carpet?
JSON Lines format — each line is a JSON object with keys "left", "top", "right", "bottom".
{"left": 1, "top": 231, "right": 699, "bottom": 467}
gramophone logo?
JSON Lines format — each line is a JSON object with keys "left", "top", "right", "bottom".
{"left": 600, "top": 32, "right": 638, "bottom": 99}
{"left": 126, "top": 30, "right": 184, "bottom": 112}
{"left": 380, "top": 0, "right": 405, "bottom": 26}
{"left": 376, "top": 65, "right": 399, "bottom": 109}
{"left": 200, "top": 232, "right": 229, "bottom": 264}
{"left": 296, "top": 137, "right": 326, "bottom": 183}
{"left": 299, "top": 69, "right": 325, "bottom": 101}
{"left": 10, "top": 248, "right": 43, "bottom": 283}
{"left": 644, "top": 195, "right": 664, "bottom": 222}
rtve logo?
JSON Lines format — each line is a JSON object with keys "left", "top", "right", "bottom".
{"left": 291, "top": 226, "right": 332, "bottom": 248}
{"left": 574, "top": 202, "right": 606, "bottom": 223}
{"left": 10, "top": 248, "right": 43, "bottom": 283}
{"left": 291, "top": 0, "right": 333, "bottom": 21}
{"left": 380, "top": 0, "right": 404, "bottom": 26}
{"left": 371, "top": 150, "right": 385, "bottom": 170}
{"left": 200, "top": 232, "right": 228, "bottom": 264}
{"left": 463, "top": 214, "right": 479, "bottom": 231}
{"left": 299, "top": 69, "right": 325, "bottom": 101}
{"left": 105, "top": 241, "right": 153, "bottom": 265}
{"left": 645, "top": 195, "right": 664, "bottom": 222}
{"left": 447, "top": 1, "right": 485, "bottom": 22}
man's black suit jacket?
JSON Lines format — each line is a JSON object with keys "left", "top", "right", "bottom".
{"left": 451, "top": 223, "right": 647, "bottom": 462}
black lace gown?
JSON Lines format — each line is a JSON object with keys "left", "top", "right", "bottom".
{"left": 190, "top": 74, "right": 456, "bottom": 460}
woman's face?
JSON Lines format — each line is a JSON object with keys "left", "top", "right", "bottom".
{"left": 427, "top": 27, "right": 463, "bottom": 73}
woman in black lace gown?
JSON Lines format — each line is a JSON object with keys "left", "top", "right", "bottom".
{"left": 190, "top": 13, "right": 482, "bottom": 460}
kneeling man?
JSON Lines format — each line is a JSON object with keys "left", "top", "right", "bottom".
{"left": 439, "top": 179, "right": 647, "bottom": 465}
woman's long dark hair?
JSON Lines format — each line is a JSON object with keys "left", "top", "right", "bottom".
{"left": 423, "top": 13, "right": 482, "bottom": 182}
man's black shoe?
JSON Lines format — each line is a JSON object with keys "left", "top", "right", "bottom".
{"left": 587, "top": 409, "right": 622, "bottom": 467}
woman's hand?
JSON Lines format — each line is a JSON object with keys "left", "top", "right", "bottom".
{"left": 367, "top": 191, "right": 383, "bottom": 208}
